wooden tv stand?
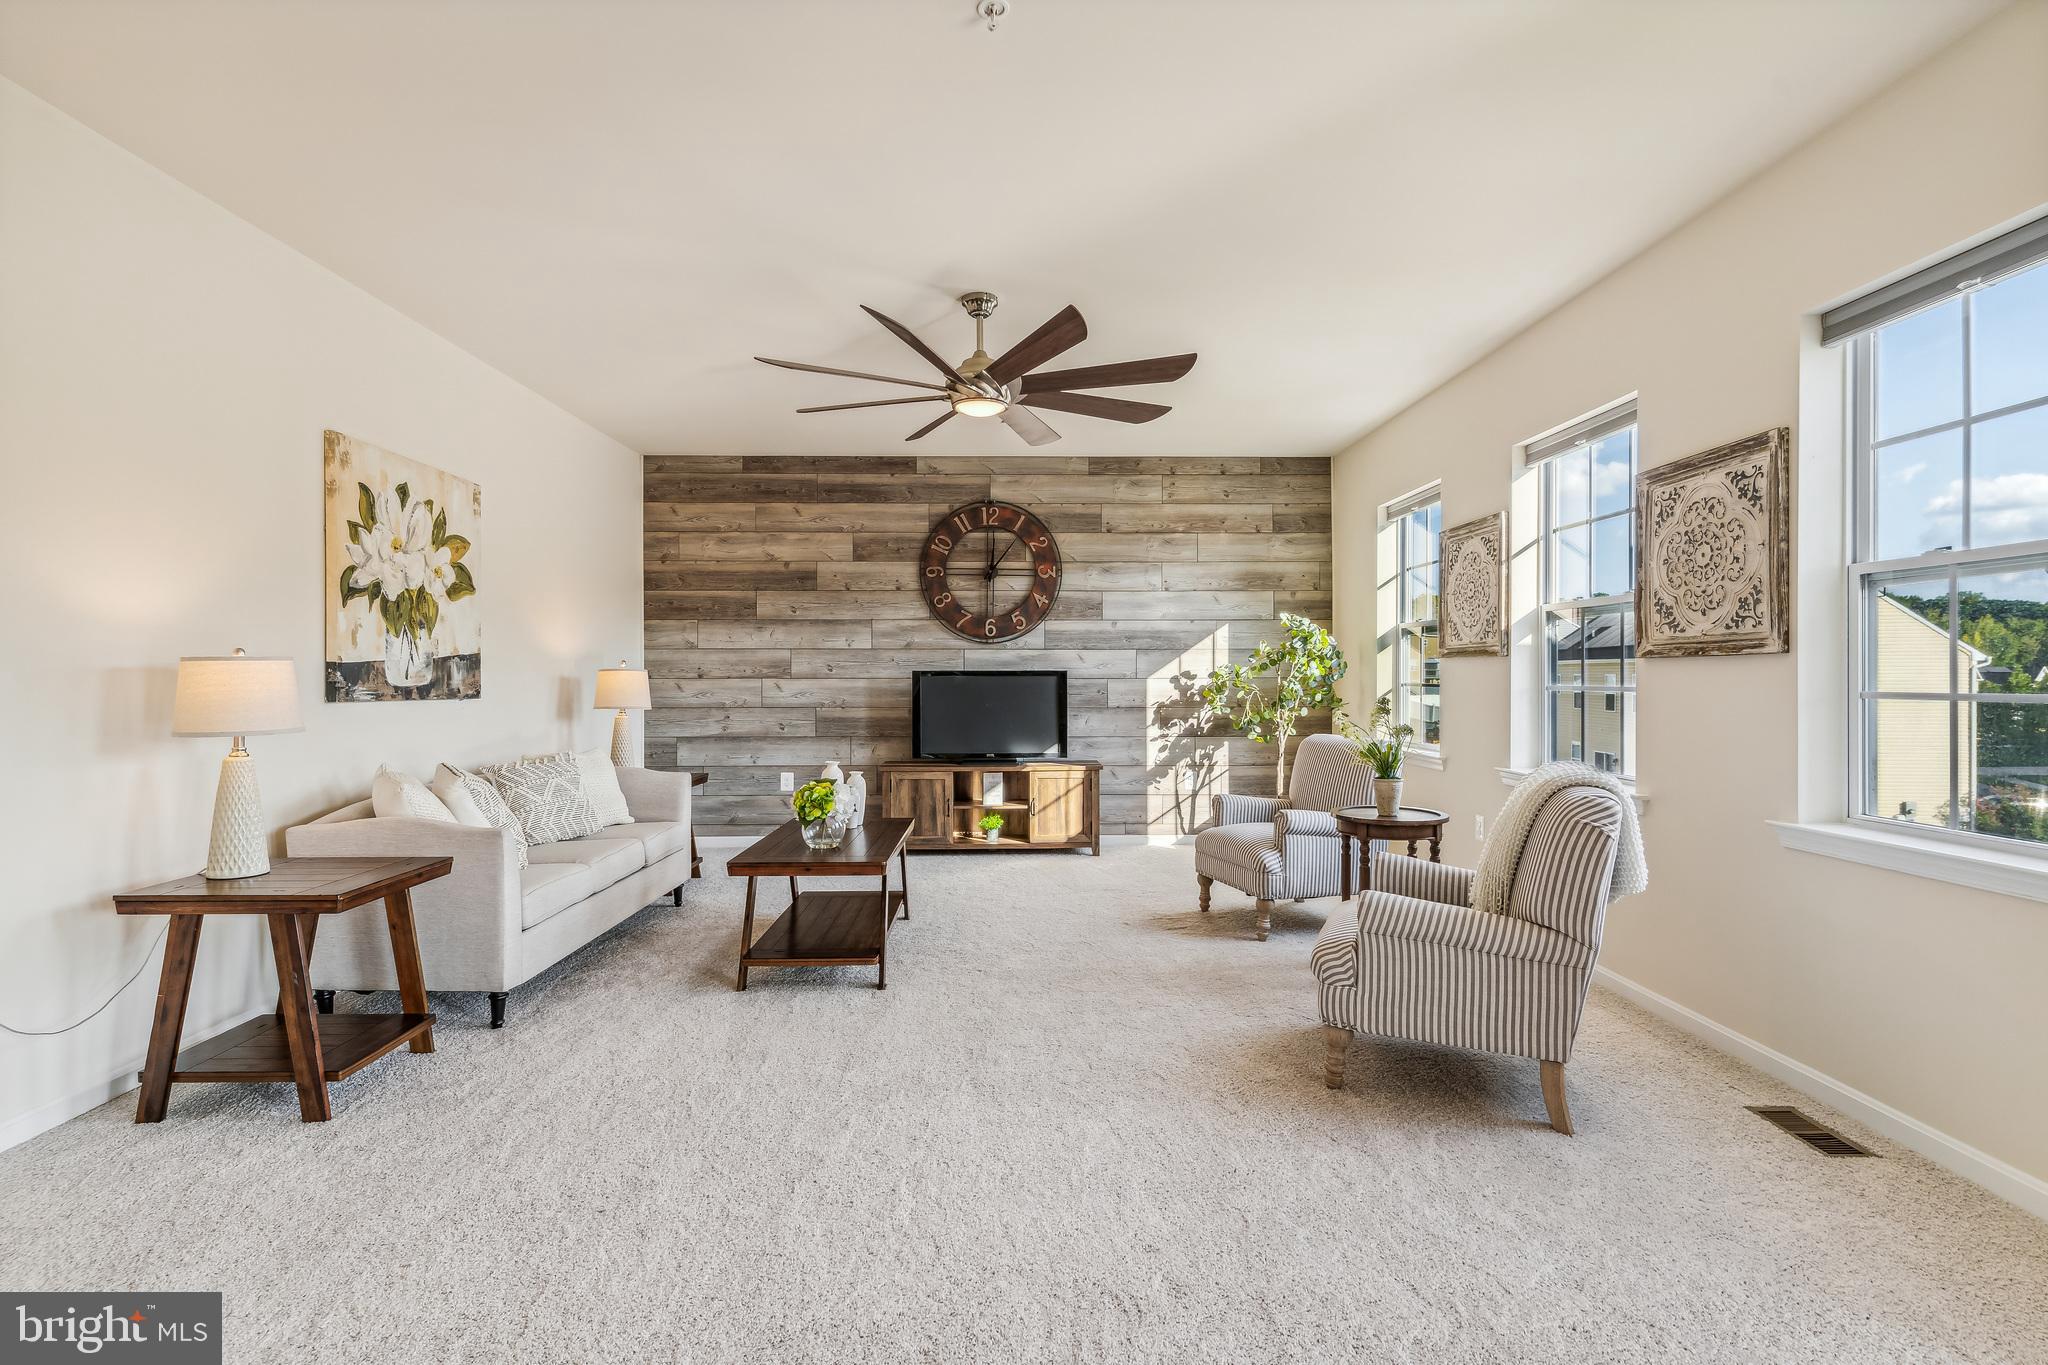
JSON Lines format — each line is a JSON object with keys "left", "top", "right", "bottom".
{"left": 880, "top": 760, "right": 1100, "bottom": 855}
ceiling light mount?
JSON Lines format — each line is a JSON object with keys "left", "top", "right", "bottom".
{"left": 975, "top": 0, "right": 1007, "bottom": 33}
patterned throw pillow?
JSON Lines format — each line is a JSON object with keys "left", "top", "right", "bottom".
{"left": 485, "top": 754, "right": 602, "bottom": 846}
{"left": 431, "top": 762, "right": 528, "bottom": 869}
{"left": 569, "top": 747, "right": 631, "bottom": 828}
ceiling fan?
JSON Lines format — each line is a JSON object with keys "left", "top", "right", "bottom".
{"left": 754, "top": 292, "right": 1196, "bottom": 447}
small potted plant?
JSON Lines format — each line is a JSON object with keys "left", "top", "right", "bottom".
{"left": 977, "top": 812, "right": 1005, "bottom": 844}
{"left": 792, "top": 776, "right": 848, "bottom": 850}
{"left": 1343, "top": 695, "right": 1415, "bottom": 818}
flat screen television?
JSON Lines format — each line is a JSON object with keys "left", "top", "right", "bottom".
{"left": 912, "top": 670, "right": 1067, "bottom": 761}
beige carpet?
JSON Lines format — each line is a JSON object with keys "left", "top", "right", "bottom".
{"left": 4, "top": 844, "right": 2045, "bottom": 1363}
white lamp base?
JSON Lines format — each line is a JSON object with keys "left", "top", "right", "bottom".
{"left": 610, "top": 708, "right": 638, "bottom": 767}
{"left": 205, "top": 746, "right": 270, "bottom": 879}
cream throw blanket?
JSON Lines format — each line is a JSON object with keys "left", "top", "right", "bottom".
{"left": 1469, "top": 762, "right": 1648, "bottom": 918}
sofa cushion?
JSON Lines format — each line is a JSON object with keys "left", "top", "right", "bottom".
{"left": 529, "top": 835, "right": 645, "bottom": 893}
{"left": 1193, "top": 821, "right": 1286, "bottom": 898}
{"left": 520, "top": 863, "right": 595, "bottom": 930}
{"left": 596, "top": 821, "right": 687, "bottom": 866}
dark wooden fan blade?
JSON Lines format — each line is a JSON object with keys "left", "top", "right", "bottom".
{"left": 905, "top": 410, "right": 957, "bottom": 441}
{"left": 755, "top": 357, "right": 948, "bottom": 392}
{"left": 797, "top": 395, "right": 948, "bottom": 413}
{"left": 1021, "top": 353, "right": 1197, "bottom": 393}
{"left": 1000, "top": 404, "right": 1061, "bottom": 447}
{"left": 985, "top": 305, "right": 1086, "bottom": 387}
{"left": 859, "top": 306, "right": 967, "bottom": 385}
{"left": 1020, "top": 391, "right": 1170, "bottom": 424}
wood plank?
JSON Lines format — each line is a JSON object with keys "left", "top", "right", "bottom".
{"left": 1097, "top": 590, "right": 1276, "bottom": 619}
{"left": 1276, "top": 591, "right": 1334, "bottom": 618}
{"left": 1016, "top": 504, "right": 1104, "bottom": 533}
{"left": 1272, "top": 508, "right": 1333, "bottom": 533}
{"left": 644, "top": 621, "right": 699, "bottom": 650}
{"left": 643, "top": 650, "right": 791, "bottom": 679}
{"left": 1197, "top": 533, "right": 1331, "bottom": 561}
{"left": 815, "top": 563, "right": 922, "bottom": 592}
{"left": 762, "top": 678, "right": 911, "bottom": 708}
{"left": 870, "top": 620, "right": 1043, "bottom": 650}
{"left": 1068, "top": 707, "right": 1149, "bottom": 737}
{"left": 648, "top": 679, "right": 763, "bottom": 707}
{"left": 1060, "top": 563, "right": 1164, "bottom": 591}
{"left": 852, "top": 534, "right": 928, "bottom": 562}
{"left": 814, "top": 708, "right": 911, "bottom": 738}
{"left": 1066, "top": 680, "right": 1111, "bottom": 707}
{"left": 850, "top": 738, "right": 912, "bottom": 767}
{"left": 644, "top": 563, "right": 816, "bottom": 590}
{"left": 674, "top": 736, "right": 851, "bottom": 766}
{"left": 756, "top": 591, "right": 930, "bottom": 620}
{"left": 820, "top": 473, "right": 989, "bottom": 505}
{"left": 1087, "top": 457, "right": 1258, "bottom": 475}
{"left": 958, "top": 649, "right": 1137, "bottom": 678}
{"left": 1055, "top": 533, "right": 1199, "bottom": 563}
{"left": 988, "top": 475, "right": 1162, "bottom": 504}
{"left": 1101, "top": 503, "right": 1273, "bottom": 533}
{"left": 645, "top": 455, "right": 743, "bottom": 474}
{"left": 1163, "top": 475, "right": 1327, "bottom": 504}
{"left": 1160, "top": 562, "right": 1322, "bottom": 591}
{"left": 645, "top": 474, "right": 818, "bottom": 502}
{"left": 650, "top": 708, "right": 816, "bottom": 738}
{"left": 668, "top": 532, "right": 855, "bottom": 562}
{"left": 1264, "top": 456, "right": 1330, "bottom": 474}
{"left": 917, "top": 455, "right": 1090, "bottom": 475}
{"left": 697, "top": 621, "right": 873, "bottom": 649}
{"left": 745, "top": 455, "right": 916, "bottom": 475}
{"left": 1043, "top": 619, "right": 1253, "bottom": 650}
{"left": 646, "top": 591, "right": 756, "bottom": 620}
{"left": 645, "top": 504, "right": 756, "bottom": 532}
{"left": 791, "top": 649, "right": 964, "bottom": 677}
{"left": 755, "top": 503, "right": 933, "bottom": 532}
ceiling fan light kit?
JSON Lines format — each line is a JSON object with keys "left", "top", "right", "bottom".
{"left": 755, "top": 291, "right": 1196, "bottom": 447}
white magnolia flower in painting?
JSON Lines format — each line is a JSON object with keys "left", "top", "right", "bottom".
{"left": 419, "top": 542, "right": 456, "bottom": 601}
{"left": 346, "top": 532, "right": 397, "bottom": 599}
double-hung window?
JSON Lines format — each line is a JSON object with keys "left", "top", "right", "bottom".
{"left": 1833, "top": 223, "right": 2048, "bottom": 847}
{"left": 1530, "top": 405, "right": 1637, "bottom": 778}
{"left": 1382, "top": 489, "right": 1441, "bottom": 749}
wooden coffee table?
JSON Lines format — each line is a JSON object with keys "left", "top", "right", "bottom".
{"left": 1334, "top": 805, "right": 1450, "bottom": 901}
{"left": 114, "top": 856, "right": 451, "bottom": 1123}
{"left": 726, "top": 818, "right": 913, "bottom": 991}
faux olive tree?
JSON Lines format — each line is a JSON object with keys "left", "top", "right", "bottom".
{"left": 1195, "top": 614, "right": 1348, "bottom": 795}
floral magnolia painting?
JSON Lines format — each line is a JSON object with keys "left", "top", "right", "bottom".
{"left": 323, "top": 430, "right": 482, "bottom": 701}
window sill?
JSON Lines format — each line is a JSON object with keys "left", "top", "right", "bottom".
{"left": 1767, "top": 820, "right": 2048, "bottom": 904}
{"left": 1496, "top": 766, "right": 1648, "bottom": 812}
{"left": 1406, "top": 747, "right": 1444, "bottom": 771}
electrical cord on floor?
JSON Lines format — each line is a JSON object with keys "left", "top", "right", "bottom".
{"left": 0, "top": 923, "right": 169, "bottom": 1036}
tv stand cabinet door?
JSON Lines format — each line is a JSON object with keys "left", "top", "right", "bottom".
{"left": 885, "top": 769, "right": 952, "bottom": 843}
{"left": 1028, "top": 767, "right": 1087, "bottom": 845}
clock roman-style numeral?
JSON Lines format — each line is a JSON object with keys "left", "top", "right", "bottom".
{"left": 951, "top": 511, "right": 973, "bottom": 534}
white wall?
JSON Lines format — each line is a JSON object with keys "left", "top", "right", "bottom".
{"left": 0, "top": 78, "right": 644, "bottom": 1146}
{"left": 1333, "top": 3, "right": 2048, "bottom": 1192}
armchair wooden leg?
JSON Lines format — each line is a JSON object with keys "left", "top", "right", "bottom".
{"left": 1254, "top": 898, "right": 1273, "bottom": 941}
{"left": 1540, "top": 1060, "right": 1573, "bottom": 1135}
{"left": 1323, "top": 1025, "right": 1349, "bottom": 1089}
{"left": 1197, "top": 874, "right": 1211, "bottom": 912}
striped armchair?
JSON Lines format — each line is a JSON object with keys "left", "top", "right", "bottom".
{"left": 1311, "top": 784, "right": 1626, "bottom": 1134}
{"left": 1194, "top": 733, "right": 1378, "bottom": 940}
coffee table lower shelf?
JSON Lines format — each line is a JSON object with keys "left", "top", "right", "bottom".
{"left": 740, "top": 890, "right": 906, "bottom": 983}
{"left": 155, "top": 1012, "right": 436, "bottom": 1084}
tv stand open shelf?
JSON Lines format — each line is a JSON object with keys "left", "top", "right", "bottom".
{"left": 879, "top": 760, "right": 1100, "bottom": 855}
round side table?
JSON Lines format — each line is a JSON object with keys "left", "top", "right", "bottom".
{"left": 1334, "top": 805, "right": 1450, "bottom": 902}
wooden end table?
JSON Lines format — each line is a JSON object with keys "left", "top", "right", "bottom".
{"left": 114, "top": 856, "right": 452, "bottom": 1123}
{"left": 725, "top": 818, "right": 913, "bottom": 991}
{"left": 1334, "top": 805, "right": 1450, "bottom": 902}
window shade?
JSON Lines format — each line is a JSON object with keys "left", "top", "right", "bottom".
{"left": 1820, "top": 214, "right": 2048, "bottom": 347}
{"left": 1382, "top": 483, "right": 1439, "bottom": 522}
{"left": 1523, "top": 402, "right": 1637, "bottom": 466}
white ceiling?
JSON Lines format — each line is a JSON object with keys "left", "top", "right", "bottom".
{"left": 0, "top": 0, "right": 1998, "bottom": 457}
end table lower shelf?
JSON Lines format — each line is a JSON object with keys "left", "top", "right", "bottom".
{"left": 742, "top": 889, "right": 908, "bottom": 971}
{"left": 156, "top": 1012, "right": 436, "bottom": 1084}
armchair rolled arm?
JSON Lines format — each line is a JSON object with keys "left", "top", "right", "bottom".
{"left": 1273, "top": 808, "right": 1338, "bottom": 840}
{"left": 1213, "top": 792, "right": 1284, "bottom": 827}
{"left": 1357, "top": 889, "right": 1590, "bottom": 967}
{"left": 617, "top": 767, "right": 693, "bottom": 826}
{"left": 1373, "top": 853, "right": 1475, "bottom": 907}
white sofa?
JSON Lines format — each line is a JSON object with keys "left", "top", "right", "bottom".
{"left": 284, "top": 767, "right": 693, "bottom": 1027}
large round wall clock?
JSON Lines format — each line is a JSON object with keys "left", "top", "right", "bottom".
{"left": 919, "top": 500, "right": 1062, "bottom": 643}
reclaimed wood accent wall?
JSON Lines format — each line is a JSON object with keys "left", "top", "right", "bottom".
{"left": 643, "top": 454, "right": 1333, "bottom": 836}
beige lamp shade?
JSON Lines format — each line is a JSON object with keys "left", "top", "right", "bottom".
{"left": 172, "top": 654, "right": 304, "bottom": 737}
{"left": 594, "top": 665, "right": 651, "bottom": 711}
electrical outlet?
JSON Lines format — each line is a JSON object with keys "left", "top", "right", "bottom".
{"left": 1474, "top": 814, "right": 1485, "bottom": 842}
{"left": 779, "top": 771, "right": 795, "bottom": 793}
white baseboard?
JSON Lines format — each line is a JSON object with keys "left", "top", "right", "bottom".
{"left": 0, "top": 1005, "right": 271, "bottom": 1155}
{"left": 697, "top": 834, "right": 1195, "bottom": 848}
{"left": 1594, "top": 965, "right": 2048, "bottom": 1223}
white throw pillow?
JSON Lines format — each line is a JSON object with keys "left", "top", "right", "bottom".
{"left": 485, "top": 754, "right": 602, "bottom": 846}
{"left": 570, "top": 747, "right": 632, "bottom": 828}
{"left": 371, "top": 766, "right": 456, "bottom": 823}
{"left": 431, "top": 762, "right": 528, "bottom": 868}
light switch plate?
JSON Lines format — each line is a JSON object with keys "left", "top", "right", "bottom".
{"left": 779, "top": 771, "right": 795, "bottom": 793}
{"left": 1474, "top": 814, "right": 1485, "bottom": 842}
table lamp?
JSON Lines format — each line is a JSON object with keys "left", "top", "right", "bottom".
{"left": 595, "top": 661, "right": 651, "bottom": 766}
{"left": 173, "top": 648, "right": 303, "bottom": 879}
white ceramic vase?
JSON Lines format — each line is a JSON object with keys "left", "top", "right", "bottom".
{"left": 1373, "top": 777, "right": 1403, "bottom": 818}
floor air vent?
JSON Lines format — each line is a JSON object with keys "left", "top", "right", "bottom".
{"left": 1746, "top": 1105, "right": 1877, "bottom": 1157}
